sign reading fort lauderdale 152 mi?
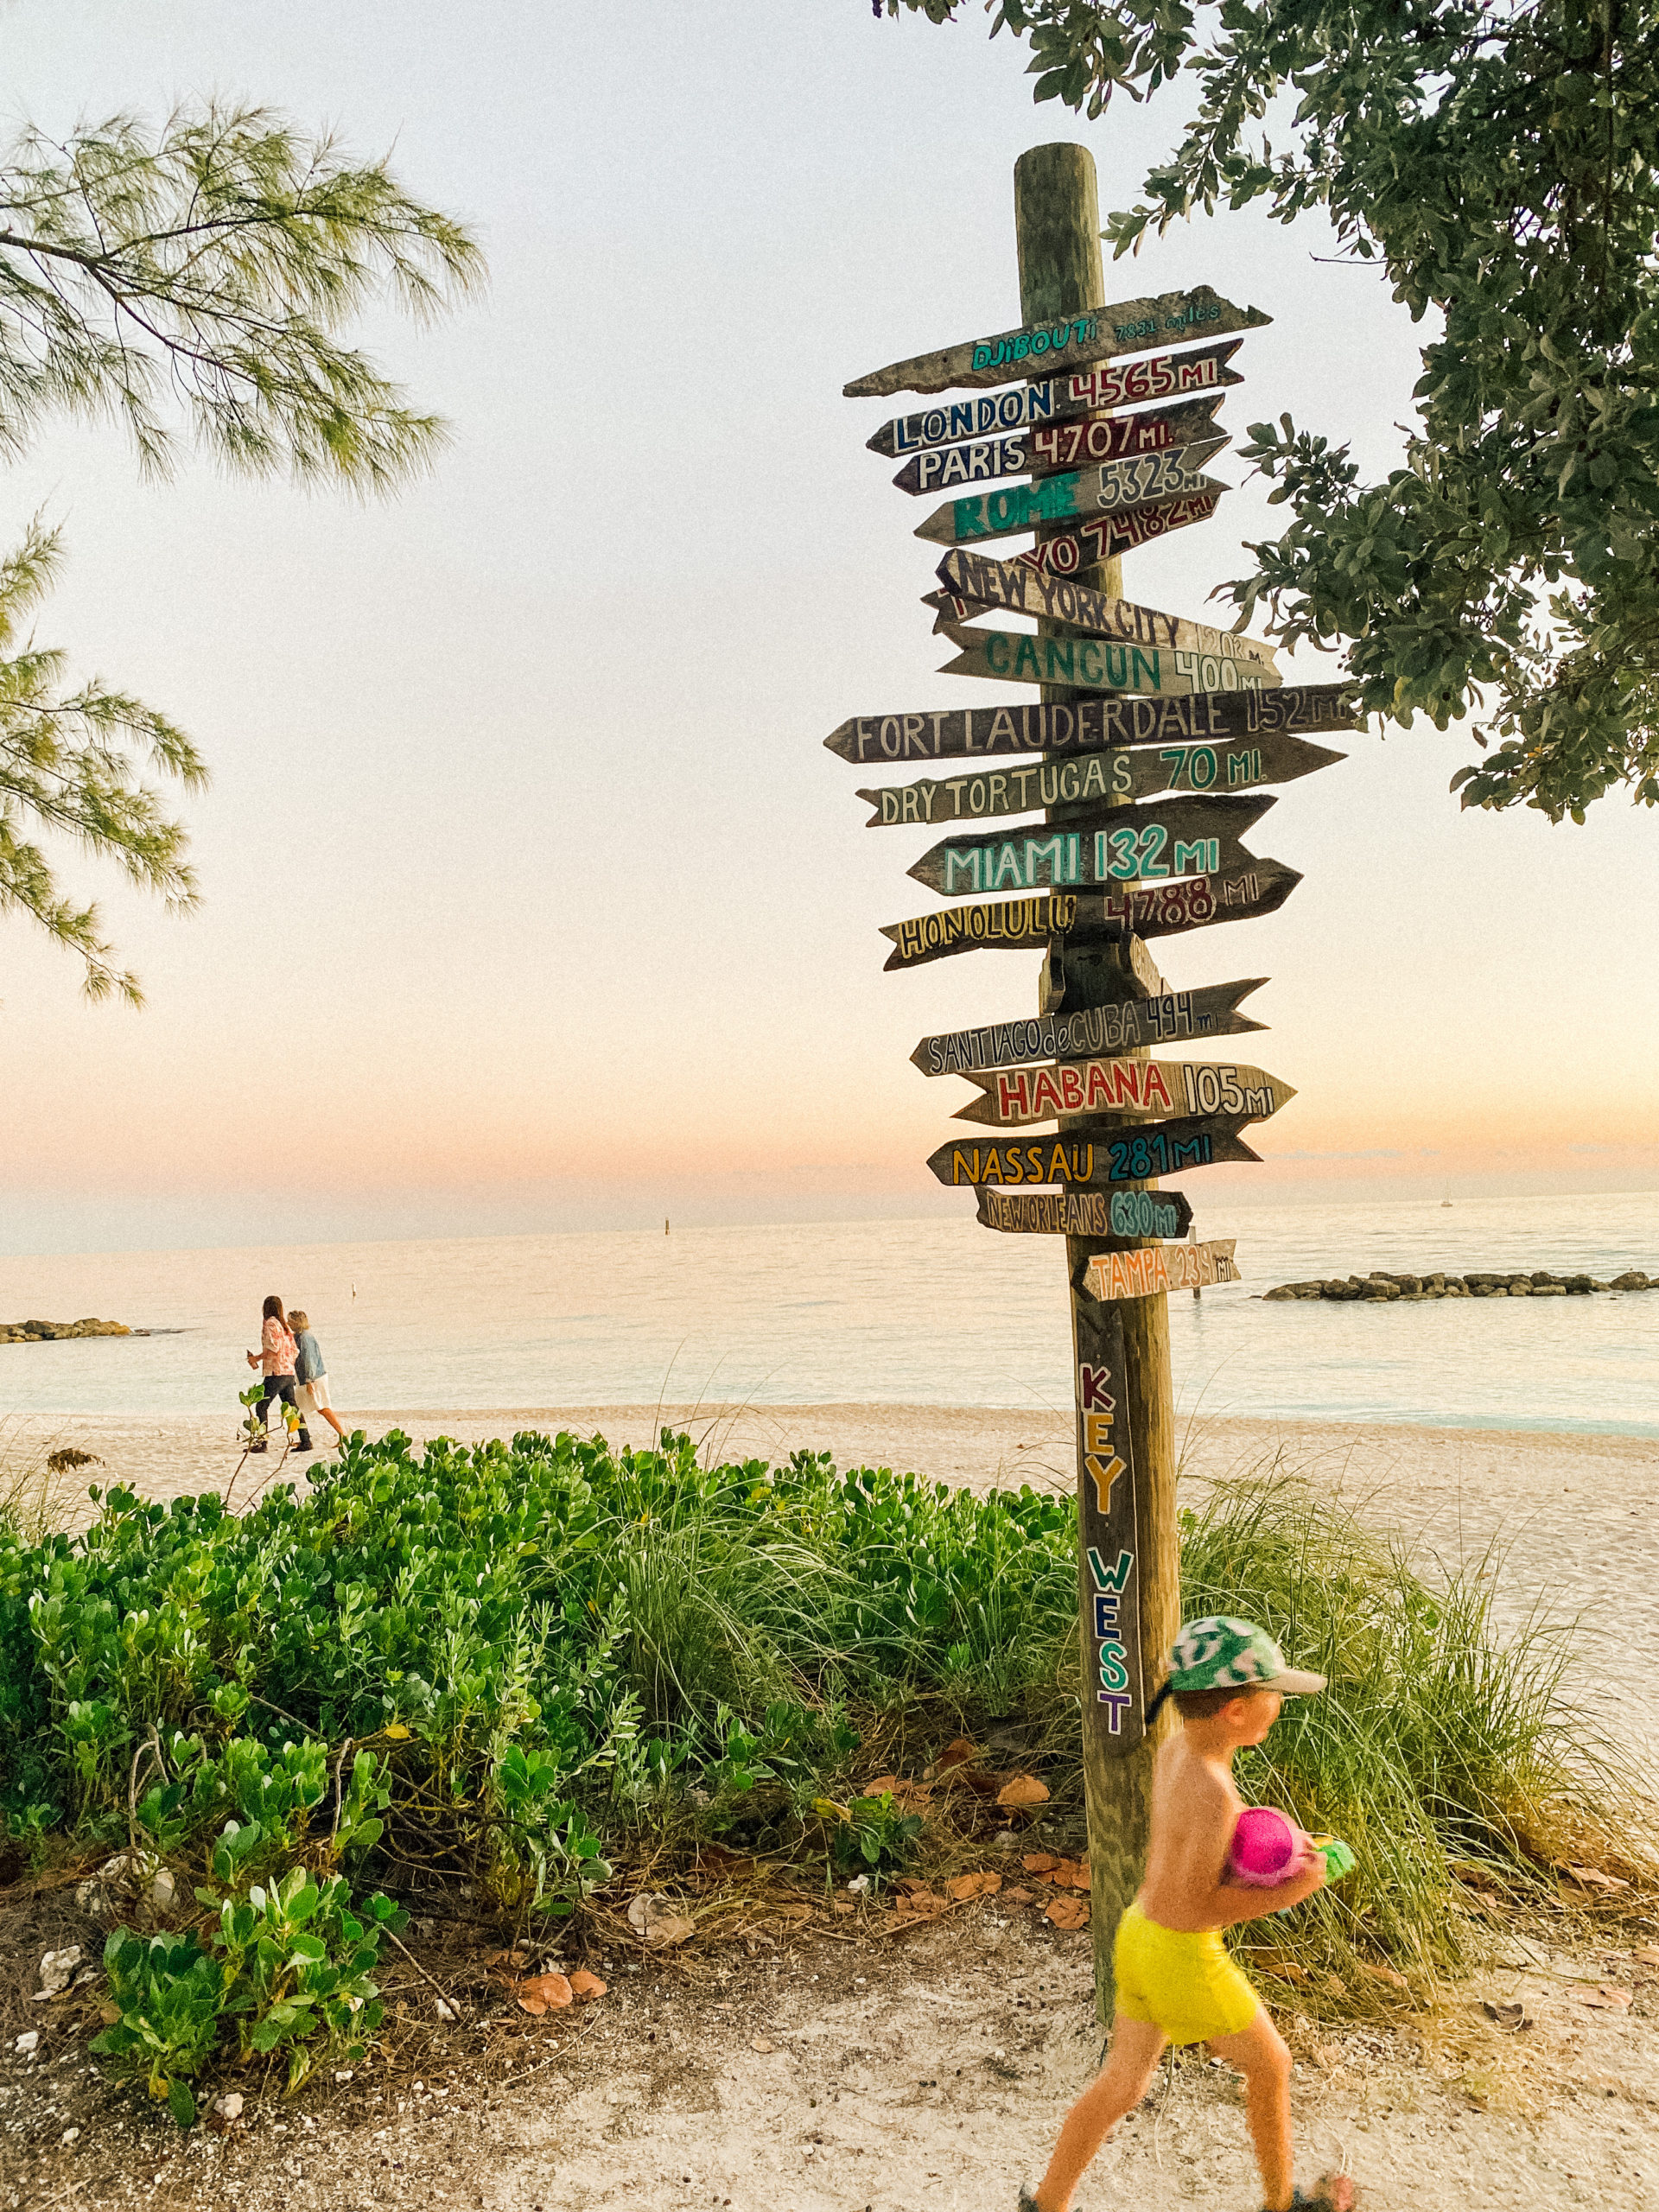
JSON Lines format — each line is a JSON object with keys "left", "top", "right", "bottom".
{"left": 823, "top": 683, "right": 1361, "bottom": 766}
{"left": 843, "top": 285, "right": 1270, "bottom": 398}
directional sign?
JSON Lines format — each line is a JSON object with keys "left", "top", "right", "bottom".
{"left": 925, "top": 1116, "right": 1262, "bottom": 1188}
{"left": 955, "top": 1058, "right": 1294, "bottom": 1131}
{"left": 915, "top": 440, "right": 1229, "bottom": 550}
{"left": 860, "top": 731, "right": 1342, "bottom": 829}
{"left": 892, "top": 394, "right": 1224, "bottom": 497}
{"left": 824, "top": 683, "right": 1362, "bottom": 767}
{"left": 911, "top": 981, "right": 1268, "bottom": 1078}
{"left": 1017, "top": 492, "right": 1224, "bottom": 577}
{"left": 1074, "top": 1300, "right": 1146, "bottom": 1749}
{"left": 866, "top": 338, "right": 1247, "bottom": 457}
{"left": 938, "top": 622, "right": 1271, "bottom": 700}
{"left": 907, "top": 793, "right": 1274, "bottom": 899}
{"left": 843, "top": 286, "right": 1270, "bottom": 399}
{"left": 930, "top": 547, "right": 1278, "bottom": 674}
{"left": 976, "top": 1186, "right": 1196, "bottom": 1240}
{"left": 880, "top": 860, "right": 1302, "bottom": 969}
{"left": 1084, "top": 1242, "right": 1243, "bottom": 1302}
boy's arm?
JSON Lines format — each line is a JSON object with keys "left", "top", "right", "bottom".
{"left": 1208, "top": 1855, "right": 1326, "bottom": 1928}
{"left": 1160, "top": 1771, "right": 1327, "bottom": 1929}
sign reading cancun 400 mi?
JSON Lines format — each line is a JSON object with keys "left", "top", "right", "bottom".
{"left": 843, "top": 285, "right": 1270, "bottom": 397}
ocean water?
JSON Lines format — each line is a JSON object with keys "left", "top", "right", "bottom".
{"left": 2, "top": 1191, "right": 1657, "bottom": 1436}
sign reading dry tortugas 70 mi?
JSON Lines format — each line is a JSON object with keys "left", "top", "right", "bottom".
{"left": 823, "top": 683, "right": 1361, "bottom": 766}
{"left": 864, "top": 336, "right": 1247, "bottom": 456}
{"left": 843, "top": 285, "right": 1270, "bottom": 398}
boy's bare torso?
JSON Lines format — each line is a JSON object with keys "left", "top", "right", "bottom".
{"left": 1137, "top": 1731, "right": 1244, "bottom": 1930}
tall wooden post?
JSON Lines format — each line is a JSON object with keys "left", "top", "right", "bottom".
{"left": 1014, "top": 143, "right": 1181, "bottom": 2021}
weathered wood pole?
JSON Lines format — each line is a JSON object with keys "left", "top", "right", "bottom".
{"left": 1014, "top": 142, "right": 1181, "bottom": 2020}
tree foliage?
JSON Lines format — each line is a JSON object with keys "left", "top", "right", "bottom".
{"left": 1, "top": 101, "right": 482, "bottom": 998}
{"left": 882, "top": 0, "right": 1659, "bottom": 821}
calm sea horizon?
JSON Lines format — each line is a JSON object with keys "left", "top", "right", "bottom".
{"left": 2, "top": 1190, "right": 1656, "bottom": 1438}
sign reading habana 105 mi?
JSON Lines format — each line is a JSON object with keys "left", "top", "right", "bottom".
{"left": 824, "top": 683, "right": 1362, "bottom": 766}
{"left": 955, "top": 1058, "right": 1294, "bottom": 1132}
{"left": 908, "top": 792, "right": 1273, "bottom": 899}
{"left": 932, "top": 548, "right": 1276, "bottom": 672}
{"left": 880, "top": 860, "right": 1302, "bottom": 969}
{"left": 938, "top": 624, "right": 1272, "bottom": 701}
{"left": 926, "top": 1116, "right": 1261, "bottom": 1189}
{"left": 1084, "top": 1241, "right": 1243, "bottom": 1303}
{"left": 917, "top": 440, "right": 1229, "bottom": 549}
{"left": 866, "top": 337, "right": 1246, "bottom": 457}
{"left": 912, "top": 980, "right": 1268, "bottom": 1079}
{"left": 892, "top": 393, "right": 1224, "bottom": 497}
{"left": 843, "top": 285, "right": 1270, "bottom": 398}
{"left": 860, "top": 732, "right": 1342, "bottom": 829}
{"left": 976, "top": 1186, "right": 1196, "bottom": 1241}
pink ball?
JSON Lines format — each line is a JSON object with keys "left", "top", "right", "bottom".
{"left": 1229, "top": 1806, "right": 1301, "bottom": 1885}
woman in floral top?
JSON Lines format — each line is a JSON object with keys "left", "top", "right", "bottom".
{"left": 245, "top": 1294, "right": 313, "bottom": 1453}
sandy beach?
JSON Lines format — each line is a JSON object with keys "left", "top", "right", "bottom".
{"left": 10, "top": 1399, "right": 1657, "bottom": 1758}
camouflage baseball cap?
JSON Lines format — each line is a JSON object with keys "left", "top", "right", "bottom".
{"left": 1166, "top": 1616, "right": 1326, "bottom": 1698}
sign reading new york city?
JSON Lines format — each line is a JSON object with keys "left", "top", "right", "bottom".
{"left": 865, "top": 336, "right": 1247, "bottom": 457}
{"left": 843, "top": 284, "right": 1270, "bottom": 398}
{"left": 930, "top": 547, "right": 1278, "bottom": 672}
{"left": 823, "top": 683, "right": 1362, "bottom": 766}
{"left": 906, "top": 792, "right": 1273, "bottom": 899}
{"left": 954, "top": 1058, "right": 1294, "bottom": 1131}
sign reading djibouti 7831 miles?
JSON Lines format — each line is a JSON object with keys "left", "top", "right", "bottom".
{"left": 843, "top": 284, "right": 1270, "bottom": 398}
{"left": 916, "top": 440, "right": 1229, "bottom": 549}
{"left": 823, "top": 683, "right": 1362, "bottom": 766}
{"left": 926, "top": 1115, "right": 1262, "bottom": 1188}
{"left": 892, "top": 393, "right": 1224, "bottom": 497}
{"left": 860, "top": 731, "right": 1341, "bottom": 827}
{"left": 907, "top": 792, "right": 1273, "bottom": 899}
{"left": 953, "top": 1058, "right": 1294, "bottom": 1132}
{"left": 910, "top": 980, "right": 1268, "bottom": 1077}
{"left": 865, "top": 336, "right": 1246, "bottom": 457}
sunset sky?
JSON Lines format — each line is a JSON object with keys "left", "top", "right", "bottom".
{"left": 2, "top": 1, "right": 1655, "bottom": 1256}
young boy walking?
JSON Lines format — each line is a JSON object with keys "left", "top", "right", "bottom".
{"left": 1022, "top": 1618, "right": 1354, "bottom": 2212}
{"left": 287, "top": 1309, "right": 348, "bottom": 1448}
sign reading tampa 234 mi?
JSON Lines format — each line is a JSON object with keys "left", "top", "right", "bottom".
{"left": 907, "top": 792, "right": 1273, "bottom": 899}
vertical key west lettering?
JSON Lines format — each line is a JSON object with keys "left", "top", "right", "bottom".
{"left": 1075, "top": 1305, "right": 1146, "bottom": 1751}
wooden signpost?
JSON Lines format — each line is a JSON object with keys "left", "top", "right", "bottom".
{"left": 954, "top": 1058, "right": 1294, "bottom": 1131}
{"left": 976, "top": 1186, "right": 1196, "bottom": 1240}
{"left": 865, "top": 336, "right": 1246, "bottom": 457}
{"left": 929, "top": 546, "right": 1278, "bottom": 671}
{"left": 915, "top": 438, "right": 1229, "bottom": 548}
{"left": 910, "top": 980, "right": 1268, "bottom": 1077}
{"left": 843, "top": 283, "right": 1270, "bottom": 398}
{"left": 938, "top": 621, "right": 1271, "bottom": 699}
{"left": 925, "top": 1116, "right": 1262, "bottom": 1188}
{"left": 906, "top": 791, "right": 1274, "bottom": 899}
{"left": 880, "top": 860, "right": 1302, "bottom": 969}
{"left": 861, "top": 733, "right": 1340, "bottom": 827}
{"left": 830, "top": 143, "right": 1347, "bottom": 2018}
{"left": 1084, "top": 1241, "right": 1242, "bottom": 1300}
{"left": 823, "top": 682, "right": 1361, "bottom": 766}
{"left": 892, "top": 394, "right": 1224, "bottom": 496}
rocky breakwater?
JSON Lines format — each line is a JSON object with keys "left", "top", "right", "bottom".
{"left": 1264, "top": 1269, "right": 1656, "bottom": 1302}
{"left": 0, "top": 1316, "right": 134, "bottom": 1343}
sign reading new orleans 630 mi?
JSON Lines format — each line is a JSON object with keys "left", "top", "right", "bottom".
{"left": 954, "top": 1058, "right": 1294, "bottom": 1131}
{"left": 908, "top": 792, "right": 1273, "bottom": 899}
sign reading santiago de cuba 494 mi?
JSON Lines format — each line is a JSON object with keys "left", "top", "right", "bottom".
{"left": 976, "top": 1185, "right": 1196, "bottom": 1241}
{"left": 880, "top": 861, "right": 1302, "bottom": 969}
{"left": 842, "top": 284, "right": 1270, "bottom": 398}
{"left": 955, "top": 1058, "right": 1294, "bottom": 1132}
{"left": 907, "top": 791, "right": 1273, "bottom": 899}
{"left": 926, "top": 1116, "right": 1261, "bottom": 1188}
{"left": 911, "top": 980, "right": 1268, "bottom": 1077}
{"left": 865, "top": 336, "right": 1246, "bottom": 457}
{"left": 860, "top": 731, "right": 1341, "bottom": 827}
{"left": 916, "top": 439, "right": 1229, "bottom": 550}
{"left": 1085, "top": 1242, "right": 1243, "bottom": 1303}
{"left": 938, "top": 623, "right": 1270, "bottom": 701}
{"left": 823, "top": 683, "right": 1362, "bottom": 766}
{"left": 932, "top": 548, "right": 1278, "bottom": 674}
{"left": 892, "top": 393, "right": 1224, "bottom": 497}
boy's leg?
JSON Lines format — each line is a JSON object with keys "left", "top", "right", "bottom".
{"left": 321, "top": 1407, "right": 346, "bottom": 1439}
{"left": 1210, "top": 2008, "right": 1351, "bottom": 2212}
{"left": 1029, "top": 2013, "right": 1165, "bottom": 2212}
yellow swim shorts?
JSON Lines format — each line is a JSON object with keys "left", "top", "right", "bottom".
{"left": 1113, "top": 1901, "right": 1261, "bottom": 2046}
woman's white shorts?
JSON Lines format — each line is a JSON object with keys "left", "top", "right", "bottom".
{"left": 299, "top": 1376, "right": 333, "bottom": 1414}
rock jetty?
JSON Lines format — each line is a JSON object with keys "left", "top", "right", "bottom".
{"left": 0, "top": 1317, "right": 133, "bottom": 1343}
{"left": 1263, "top": 1269, "right": 1656, "bottom": 1302}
